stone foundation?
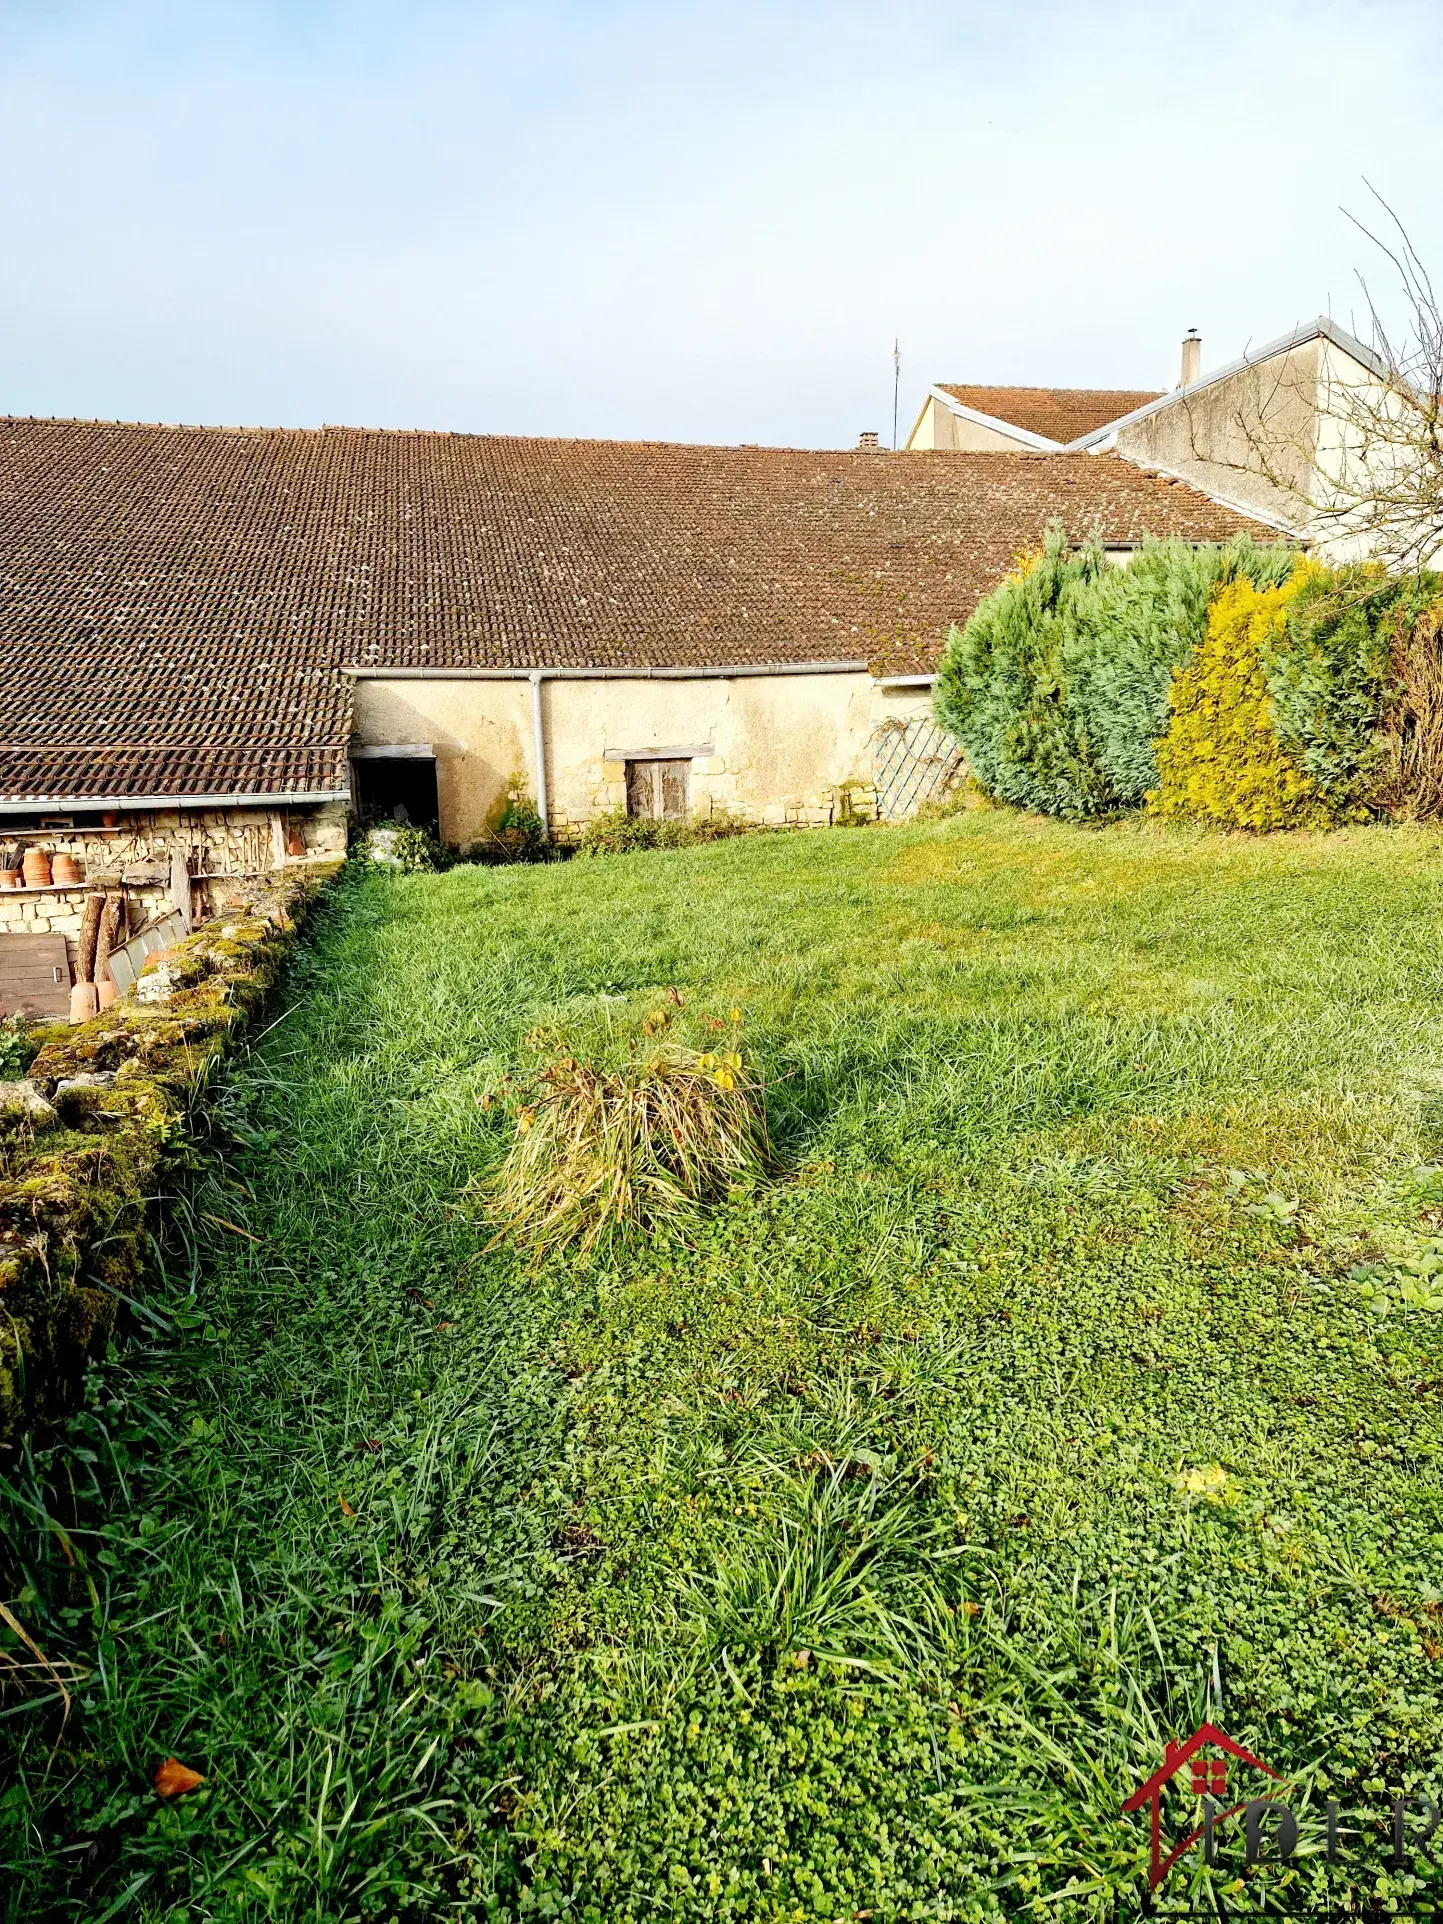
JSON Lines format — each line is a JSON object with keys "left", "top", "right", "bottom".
{"left": 545, "top": 775, "right": 881, "bottom": 843}
{"left": 0, "top": 864, "right": 338, "bottom": 1445}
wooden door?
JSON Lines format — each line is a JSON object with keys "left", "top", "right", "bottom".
{"left": 0, "top": 935, "right": 72, "bottom": 1017}
{"left": 626, "top": 759, "right": 690, "bottom": 820}
{"left": 658, "top": 760, "right": 688, "bottom": 820}
{"left": 625, "top": 760, "right": 655, "bottom": 819}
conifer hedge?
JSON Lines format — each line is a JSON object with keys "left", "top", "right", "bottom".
{"left": 932, "top": 525, "right": 1443, "bottom": 828}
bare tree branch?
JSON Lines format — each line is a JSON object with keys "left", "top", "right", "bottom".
{"left": 1170, "top": 189, "right": 1443, "bottom": 573}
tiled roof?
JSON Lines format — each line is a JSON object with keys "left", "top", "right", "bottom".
{"left": 0, "top": 418, "right": 1275, "bottom": 800}
{"left": 936, "top": 385, "right": 1165, "bottom": 447}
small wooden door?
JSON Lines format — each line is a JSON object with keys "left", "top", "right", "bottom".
{"left": 0, "top": 935, "right": 72, "bottom": 1017}
{"left": 625, "top": 759, "right": 689, "bottom": 821}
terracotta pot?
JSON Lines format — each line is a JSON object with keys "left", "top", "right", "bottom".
{"left": 52, "top": 854, "right": 83, "bottom": 887}
{"left": 22, "top": 851, "right": 51, "bottom": 888}
{"left": 102, "top": 811, "right": 120, "bottom": 828}
{"left": 97, "top": 976, "right": 118, "bottom": 1010}
{"left": 286, "top": 828, "right": 307, "bottom": 857}
{"left": 69, "top": 981, "right": 99, "bottom": 1025}
{"left": 0, "top": 870, "right": 19, "bottom": 890}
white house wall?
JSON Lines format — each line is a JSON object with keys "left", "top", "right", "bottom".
{"left": 1311, "top": 337, "right": 1432, "bottom": 564}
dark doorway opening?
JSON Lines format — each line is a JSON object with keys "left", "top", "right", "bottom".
{"left": 353, "top": 756, "right": 440, "bottom": 831}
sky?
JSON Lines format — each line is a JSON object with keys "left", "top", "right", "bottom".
{"left": 2, "top": 0, "right": 1441, "bottom": 448}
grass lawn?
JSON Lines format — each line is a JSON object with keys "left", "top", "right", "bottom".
{"left": 6, "top": 811, "right": 1443, "bottom": 1920}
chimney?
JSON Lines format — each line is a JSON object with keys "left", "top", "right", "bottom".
{"left": 857, "top": 430, "right": 881, "bottom": 452}
{"left": 1180, "top": 329, "right": 1202, "bottom": 387}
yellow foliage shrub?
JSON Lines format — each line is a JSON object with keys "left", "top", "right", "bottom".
{"left": 1149, "top": 570, "right": 1331, "bottom": 830}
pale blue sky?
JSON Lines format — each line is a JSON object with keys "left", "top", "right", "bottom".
{"left": 2, "top": 1, "right": 1440, "bottom": 446}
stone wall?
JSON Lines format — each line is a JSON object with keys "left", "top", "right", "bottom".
{"left": 0, "top": 802, "right": 348, "bottom": 982}
{"left": 0, "top": 864, "right": 337, "bottom": 1446}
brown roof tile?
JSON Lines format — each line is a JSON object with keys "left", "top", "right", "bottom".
{"left": 0, "top": 419, "right": 1275, "bottom": 800}
{"left": 935, "top": 385, "right": 1165, "bottom": 447}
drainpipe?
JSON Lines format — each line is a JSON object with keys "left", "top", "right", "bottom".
{"left": 529, "top": 671, "right": 549, "bottom": 841}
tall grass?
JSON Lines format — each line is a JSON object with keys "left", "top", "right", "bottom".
{"left": 486, "top": 1042, "right": 768, "bottom": 1256}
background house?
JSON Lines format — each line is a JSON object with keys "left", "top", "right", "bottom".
{"left": 1068, "top": 318, "right": 1408, "bottom": 556}
{"left": 908, "top": 321, "right": 1422, "bottom": 560}
{"left": 906, "top": 384, "right": 1163, "bottom": 453}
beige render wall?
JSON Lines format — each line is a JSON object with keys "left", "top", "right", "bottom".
{"left": 1115, "top": 341, "right": 1321, "bottom": 532}
{"left": 905, "top": 396, "right": 945, "bottom": 450}
{"left": 545, "top": 674, "right": 881, "bottom": 836}
{"left": 906, "top": 397, "right": 1038, "bottom": 453}
{"left": 947, "top": 414, "right": 1042, "bottom": 452}
{"left": 352, "top": 673, "right": 905, "bottom": 843}
{"left": 351, "top": 677, "right": 533, "bottom": 839}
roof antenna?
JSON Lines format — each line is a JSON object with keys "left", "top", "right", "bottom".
{"left": 892, "top": 338, "right": 901, "bottom": 450}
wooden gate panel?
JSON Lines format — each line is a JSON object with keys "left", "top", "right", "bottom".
{"left": 625, "top": 760, "right": 653, "bottom": 819}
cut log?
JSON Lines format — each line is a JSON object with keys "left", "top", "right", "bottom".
{"left": 95, "top": 893, "right": 124, "bottom": 983}
{"left": 77, "top": 893, "right": 104, "bottom": 984}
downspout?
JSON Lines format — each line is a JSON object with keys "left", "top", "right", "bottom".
{"left": 529, "top": 670, "right": 549, "bottom": 841}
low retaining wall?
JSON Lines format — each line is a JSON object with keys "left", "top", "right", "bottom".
{"left": 0, "top": 865, "right": 337, "bottom": 1447}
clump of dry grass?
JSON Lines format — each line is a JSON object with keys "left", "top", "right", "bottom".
{"left": 486, "top": 1036, "right": 768, "bottom": 1258}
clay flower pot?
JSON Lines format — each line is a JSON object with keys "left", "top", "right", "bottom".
{"left": 22, "top": 851, "right": 51, "bottom": 888}
{"left": 102, "top": 811, "right": 120, "bottom": 828}
{"left": 69, "top": 981, "right": 99, "bottom": 1025}
{"left": 0, "top": 870, "right": 19, "bottom": 890}
{"left": 52, "top": 854, "right": 83, "bottom": 887}
{"left": 97, "top": 976, "right": 118, "bottom": 1010}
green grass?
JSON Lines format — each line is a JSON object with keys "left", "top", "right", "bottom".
{"left": 6, "top": 810, "right": 1443, "bottom": 1920}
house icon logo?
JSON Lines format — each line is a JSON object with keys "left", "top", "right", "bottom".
{"left": 1123, "top": 1721, "right": 1281, "bottom": 1889}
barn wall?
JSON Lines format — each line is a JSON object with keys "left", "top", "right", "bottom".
{"left": 351, "top": 673, "right": 904, "bottom": 844}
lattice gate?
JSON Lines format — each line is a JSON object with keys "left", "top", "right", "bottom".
{"left": 871, "top": 716, "right": 965, "bottom": 819}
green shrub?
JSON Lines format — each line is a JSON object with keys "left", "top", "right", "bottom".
{"left": 475, "top": 788, "right": 550, "bottom": 863}
{"left": 930, "top": 531, "right": 1104, "bottom": 820}
{"left": 0, "top": 1013, "right": 36, "bottom": 1080}
{"left": 1067, "top": 536, "right": 1296, "bottom": 806}
{"left": 933, "top": 526, "right": 1297, "bottom": 819}
{"left": 366, "top": 822, "right": 445, "bottom": 871}
{"left": 576, "top": 809, "right": 752, "bottom": 856}
{"left": 1372, "top": 591, "right": 1443, "bottom": 816}
{"left": 1268, "top": 567, "right": 1440, "bottom": 813}
{"left": 1149, "top": 565, "right": 1443, "bottom": 830}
